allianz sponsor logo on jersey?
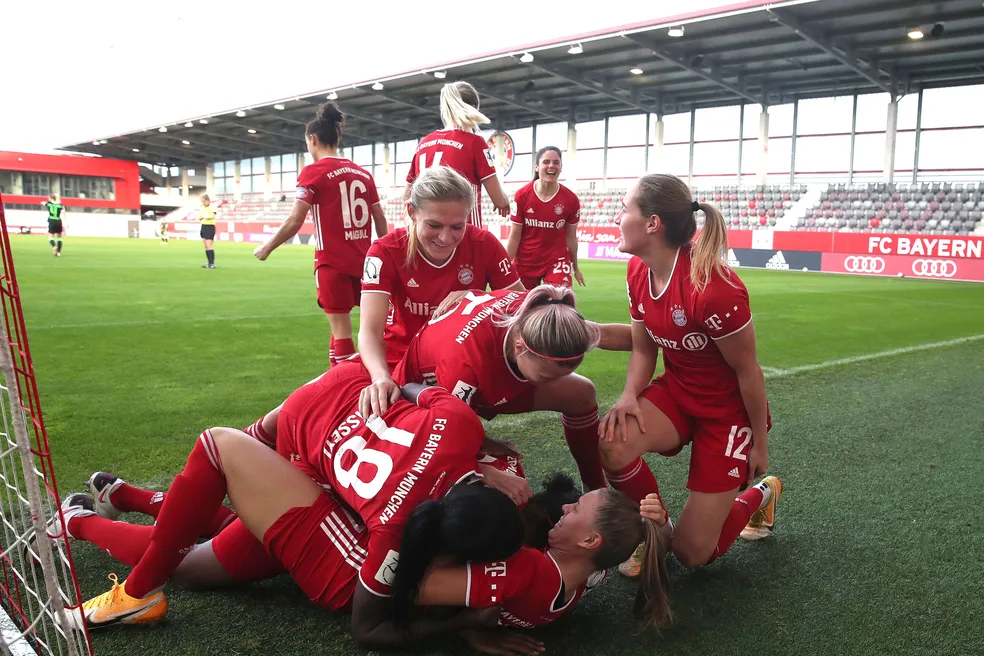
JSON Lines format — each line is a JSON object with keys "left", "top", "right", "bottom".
{"left": 645, "top": 327, "right": 708, "bottom": 352}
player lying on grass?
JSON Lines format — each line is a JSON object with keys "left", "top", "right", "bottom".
{"left": 389, "top": 283, "right": 629, "bottom": 493}
{"left": 597, "top": 173, "right": 782, "bottom": 576}
{"left": 69, "top": 364, "right": 529, "bottom": 649}
{"left": 357, "top": 166, "right": 525, "bottom": 387}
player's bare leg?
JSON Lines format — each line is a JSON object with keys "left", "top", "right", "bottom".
{"left": 325, "top": 312, "right": 356, "bottom": 368}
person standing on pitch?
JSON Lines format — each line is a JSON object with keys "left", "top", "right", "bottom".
{"left": 42, "top": 194, "right": 65, "bottom": 257}
{"left": 199, "top": 195, "right": 217, "bottom": 268}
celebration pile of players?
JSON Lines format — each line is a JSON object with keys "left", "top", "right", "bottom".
{"left": 47, "top": 81, "right": 782, "bottom": 654}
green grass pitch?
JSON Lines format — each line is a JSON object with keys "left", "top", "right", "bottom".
{"left": 9, "top": 235, "right": 984, "bottom": 655}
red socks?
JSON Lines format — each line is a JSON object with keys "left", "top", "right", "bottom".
{"left": 562, "top": 408, "right": 607, "bottom": 490}
{"left": 708, "top": 486, "right": 766, "bottom": 563}
{"left": 329, "top": 337, "right": 356, "bottom": 368}
{"left": 243, "top": 416, "right": 276, "bottom": 448}
{"left": 110, "top": 483, "right": 235, "bottom": 537}
{"left": 604, "top": 458, "right": 663, "bottom": 505}
{"left": 70, "top": 516, "right": 152, "bottom": 567}
{"left": 126, "top": 430, "right": 229, "bottom": 598}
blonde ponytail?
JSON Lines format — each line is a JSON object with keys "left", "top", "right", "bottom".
{"left": 634, "top": 517, "right": 672, "bottom": 629}
{"left": 440, "top": 81, "right": 489, "bottom": 133}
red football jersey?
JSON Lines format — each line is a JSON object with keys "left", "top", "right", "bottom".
{"left": 392, "top": 289, "right": 535, "bottom": 410}
{"left": 406, "top": 129, "right": 498, "bottom": 228}
{"left": 277, "top": 364, "right": 484, "bottom": 597}
{"left": 466, "top": 549, "right": 607, "bottom": 628}
{"left": 626, "top": 247, "right": 752, "bottom": 418}
{"left": 296, "top": 156, "right": 381, "bottom": 277}
{"left": 361, "top": 226, "right": 520, "bottom": 366}
{"left": 510, "top": 182, "right": 580, "bottom": 278}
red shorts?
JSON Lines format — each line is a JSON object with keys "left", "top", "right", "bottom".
{"left": 474, "top": 392, "right": 536, "bottom": 421}
{"left": 641, "top": 378, "right": 772, "bottom": 494}
{"left": 316, "top": 265, "right": 361, "bottom": 314}
{"left": 519, "top": 258, "right": 573, "bottom": 290}
{"left": 262, "top": 492, "right": 368, "bottom": 610}
{"left": 211, "top": 518, "right": 285, "bottom": 582}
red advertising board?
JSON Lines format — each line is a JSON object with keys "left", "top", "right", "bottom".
{"left": 820, "top": 253, "right": 984, "bottom": 282}
{"left": 772, "top": 232, "right": 984, "bottom": 259}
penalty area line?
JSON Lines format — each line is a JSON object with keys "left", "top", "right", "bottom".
{"left": 764, "top": 333, "right": 984, "bottom": 379}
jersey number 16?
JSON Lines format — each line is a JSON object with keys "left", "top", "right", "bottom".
{"left": 339, "top": 180, "right": 370, "bottom": 229}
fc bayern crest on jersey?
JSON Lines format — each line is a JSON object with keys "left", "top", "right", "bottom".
{"left": 671, "top": 304, "right": 688, "bottom": 326}
{"left": 458, "top": 266, "right": 475, "bottom": 285}
{"left": 554, "top": 203, "right": 564, "bottom": 216}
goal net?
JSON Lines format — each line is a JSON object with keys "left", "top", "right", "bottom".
{"left": 0, "top": 200, "right": 92, "bottom": 656}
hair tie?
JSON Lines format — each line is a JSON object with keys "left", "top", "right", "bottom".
{"left": 691, "top": 200, "right": 701, "bottom": 212}
{"left": 518, "top": 336, "right": 584, "bottom": 362}
{"left": 547, "top": 298, "right": 568, "bottom": 305}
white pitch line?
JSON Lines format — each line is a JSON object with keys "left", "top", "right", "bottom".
{"left": 31, "top": 311, "right": 324, "bottom": 331}
{"left": 764, "top": 333, "right": 984, "bottom": 378}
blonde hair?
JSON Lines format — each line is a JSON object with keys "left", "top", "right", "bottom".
{"left": 593, "top": 489, "right": 672, "bottom": 630}
{"left": 635, "top": 174, "right": 732, "bottom": 293}
{"left": 494, "top": 285, "right": 600, "bottom": 369}
{"left": 440, "top": 81, "right": 489, "bottom": 133}
{"left": 405, "top": 167, "right": 475, "bottom": 268}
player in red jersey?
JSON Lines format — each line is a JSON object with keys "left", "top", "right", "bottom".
{"left": 72, "top": 365, "right": 526, "bottom": 648}
{"left": 253, "top": 102, "right": 389, "bottom": 367}
{"left": 359, "top": 166, "right": 524, "bottom": 415}
{"left": 597, "top": 173, "right": 782, "bottom": 576}
{"left": 403, "top": 81, "right": 511, "bottom": 228}
{"left": 506, "top": 146, "right": 585, "bottom": 288}
{"left": 393, "top": 284, "right": 633, "bottom": 492}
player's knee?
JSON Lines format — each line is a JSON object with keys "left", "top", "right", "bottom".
{"left": 598, "top": 436, "right": 633, "bottom": 471}
{"left": 557, "top": 374, "right": 597, "bottom": 414}
{"left": 671, "top": 535, "right": 716, "bottom": 567}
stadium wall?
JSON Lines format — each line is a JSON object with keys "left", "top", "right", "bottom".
{"left": 0, "top": 152, "right": 140, "bottom": 210}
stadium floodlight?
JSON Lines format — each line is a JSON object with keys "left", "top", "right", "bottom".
{"left": 668, "top": 25, "right": 685, "bottom": 37}
{"left": 199, "top": 118, "right": 209, "bottom": 124}
{"left": 181, "top": 140, "right": 191, "bottom": 145}
{"left": 630, "top": 67, "right": 644, "bottom": 75}
{"left": 158, "top": 126, "right": 167, "bottom": 132}
{"left": 907, "top": 26, "right": 924, "bottom": 39}
{"left": 236, "top": 110, "right": 247, "bottom": 117}
{"left": 520, "top": 52, "right": 534, "bottom": 63}
{"left": 326, "top": 91, "right": 338, "bottom": 100}
{"left": 568, "top": 43, "right": 583, "bottom": 55}
{"left": 247, "top": 129, "right": 257, "bottom": 134}
{"left": 273, "top": 103, "right": 285, "bottom": 110}
{"left": 372, "top": 82, "right": 384, "bottom": 90}
{"left": 433, "top": 70, "right": 447, "bottom": 79}
{"left": 184, "top": 121, "right": 193, "bottom": 127}
{"left": 132, "top": 148, "right": 140, "bottom": 152}
{"left": 92, "top": 141, "right": 99, "bottom": 145}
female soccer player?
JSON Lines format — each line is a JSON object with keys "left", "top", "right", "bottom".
{"left": 597, "top": 173, "right": 782, "bottom": 575}
{"left": 391, "top": 285, "right": 621, "bottom": 492}
{"left": 71, "top": 364, "right": 525, "bottom": 650}
{"left": 403, "top": 81, "right": 511, "bottom": 228}
{"left": 254, "top": 102, "right": 389, "bottom": 367}
{"left": 359, "top": 166, "right": 523, "bottom": 415}
{"left": 42, "top": 194, "right": 64, "bottom": 256}
{"left": 199, "top": 194, "right": 216, "bottom": 268}
{"left": 506, "top": 147, "right": 584, "bottom": 288}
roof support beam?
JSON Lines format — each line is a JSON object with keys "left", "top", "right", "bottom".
{"left": 481, "top": 87, "right": 567, "bottom": 123}
{"left": 196, "top": 127, "right": 286, "bottom": 150}
{"left": 624, "top": 34, "right": 763, "bottom": 105}
{"left": 767, "top": 8, "right": 895, "bottom": 95}
{"left": 140, "top": 135, "right": 241, "bottom": 160}
{"left": 527, "top": 59, "right": 655, "bottom": 115}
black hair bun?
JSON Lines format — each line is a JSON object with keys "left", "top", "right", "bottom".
{"left": 318, "top": 101, "right": 344, "bottom": 125}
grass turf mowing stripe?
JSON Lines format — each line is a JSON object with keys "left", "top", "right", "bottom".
{"left": 764, "top": 333, "right": 984, "bottom": 378}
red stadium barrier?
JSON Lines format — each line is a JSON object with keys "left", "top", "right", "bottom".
{"left": 820, "top": 253, "right": 984, "bottom": 282}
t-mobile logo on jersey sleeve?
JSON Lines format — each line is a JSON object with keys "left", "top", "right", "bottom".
{"left": 498, "top": 258, "right": 511, "bottom": 275}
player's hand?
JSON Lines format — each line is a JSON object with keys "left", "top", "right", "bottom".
{"left": 746, "top": 441, "right": 769, "bottom": 486}
{"left": 639, "top": 493, "right": 667, "bottom": 527}
{"left": 433, "top": 290, "right": 470, "bottom": 318}
{"left": 479, "top": 437, "right": 524, "bottom": 460}
{"left": 600, "top": 393, "right": 646, "bottom": 443}
{"left": 253, "top": 245, "right": 270, "bottom": 261}
{"left": 573, "top": 268, "right": 586, "bottom": 287}
{"left": 460, "top": 628, "right": 545, "bottom": 656}
{"left": 479, "top": 465, "right": 532, "bottom": 506}
{"left": 359, "top": 377, "right": 401, "bottom": 418}
{"left": 495, "top": 203, "right": 510, "bottom": 218}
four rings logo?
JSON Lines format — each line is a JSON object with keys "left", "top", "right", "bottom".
{"left": 911, "top": 259, "right": 957, "bottom": 278}
{"left": 844, "top": 256, "right": 886, "bottom": 274}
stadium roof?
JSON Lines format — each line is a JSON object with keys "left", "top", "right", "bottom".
{"left": 64, "top": 0, "right": 984, "bottom": 168}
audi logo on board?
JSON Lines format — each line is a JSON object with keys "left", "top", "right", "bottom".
{"left": 911, "top": 259, "right": 957, "bottom": 278}
{"left": 844, "top": 256, "right": 886, "bottom": 274}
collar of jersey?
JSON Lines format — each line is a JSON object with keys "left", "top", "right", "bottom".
{"left": 419, "top": 246, "right": 458, "bottom": 269}
{"left": 533, "top": 184, "right": 561, "bottom": 205}
{"left": 647, "top": 247, "right": 681, "bottom": 302}
{"left": 546, "top": 551, "right": 580, "bottom": 613}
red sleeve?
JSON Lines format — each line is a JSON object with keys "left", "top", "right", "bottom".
{"left": 295, "top": 165, "right": 318, "bottom": 205}
{"left": 473, "top": 134, "right": 497, "bottom": 182}
{"left": 481, "top": 232, "right": 521, "bottom": 290}
{"left": 466, "top": 549, "right": 538, "bottom": 608}
{"left": 361, "top": 238, "right": 398, "bottom": 295}
{"left": 359, "top": 526, "right": 402, "bottom": 597}
{"left": 697, "top": 272, "right": 752, "bottom": 340}
{"left": 570, "top": 191, "right": 581, "bottom": 225}
{"left": 626, "top": 260, "right": 645, "bottom": 322}
{"left": 509, "top": 188, "right": 525, "bottom": 226}
{"left": 406, "top": 144, "right": 420, "bottom": 184}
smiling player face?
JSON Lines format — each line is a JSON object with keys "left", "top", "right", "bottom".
{"left": 408, "top": 199, "right": 469, "bottom": 264}
{"left": 535, "top": 149, "right": 562, "bottom": 184}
